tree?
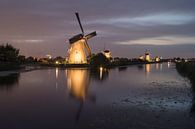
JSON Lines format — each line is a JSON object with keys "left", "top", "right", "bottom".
{"left": 0, "top": 43, "right": 19, "bottom": 62}
{"left": 90, "top": 53, "right": 110, "bottom": 67}
{"left": 26, "top": 56, "right": 35, "bottom": 63}
{"left": 18, "top": 55, "right": 26, "bottom": 63}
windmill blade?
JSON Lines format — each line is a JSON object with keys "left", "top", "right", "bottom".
{"left": 83, "top": 40, "right": 92, "bottom": 56}
{"left": 75, "top": 12, "right": 84, "bottom": 35}
{"left": 85, "top": 31, "right": 97, "bottom": 40}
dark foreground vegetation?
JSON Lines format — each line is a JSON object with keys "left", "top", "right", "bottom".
{"left": 0, "top": 43, "right": 23, "bottom": 71}
{"left": 176, "top": 61, "right": 195, "bottom": 91}
{"left": 176, "top": 61, "right": 195, "bottom": 115}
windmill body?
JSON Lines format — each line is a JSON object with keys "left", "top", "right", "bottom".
{"left": 68, "top": 39, "right": 87, "bottom": 64}
{"left": 67, "top": 13, "right": 96, "bottom": 64}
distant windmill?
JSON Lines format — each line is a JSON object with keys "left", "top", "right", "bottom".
{"left": 67, "top": 12, "right": 97, "bottom": 64}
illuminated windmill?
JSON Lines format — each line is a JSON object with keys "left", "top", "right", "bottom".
{"left": 67, "top": 12, "right": 97, "bottom": 64}
{"left": 145, "top": 49, "right": 151, "bottom": 62}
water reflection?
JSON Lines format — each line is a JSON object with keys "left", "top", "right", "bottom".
{"left": 66, "top": 68, "right": 110, "bottom": 100}
{"left": 137, "top": 65, "right": 144, "bottom": 70}
{"left": 66, "top": 69, "right": 90, "bottom": 101}
{"left": 90, "top": 67, "right": 109, "bottom": 81}
{"left": 65, "top": 68, "right": 110, "bottom": 121}
{"left": 55, "top": 68, "right": 59, "bottom": 79}
{"left": 155, "top": 63, "right": 159, "bottom": 70}
{"left": 55, "top": 68, "right": 59, "bottom": 90}
{"left": 118, "top": 66, "right": 128, "bottom": 72}
{"left": 145, "top": 64, "right": 151, "bottom": 75}
{"left": 168, "top": 62, "right": 170, "bottom": 68}
{"left": 160, "top": 63, "right": 163, "bottom": 70}
{"left": 145, "top": 63, "right": 164, "bottom": 75}
{"left": 0, "top": 73, "right": 20, "bottom": 91}
{"left": 66, "top": 69, "right": 96, "bottom": 122}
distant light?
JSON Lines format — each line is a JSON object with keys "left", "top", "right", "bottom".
{"left": 103, "top": 50, "right": 112, "bottom": 59}
{"left": 139, "top": 55, "right": 144, "bottom": 60}
{"left": 155, "top": 56, "right": 160, "bottom": 62}
{"left": 46, "top": 54, "right": 52, "bottom": 59}
{"left": 55, "top": 61, "right": 59, "bottom": 64}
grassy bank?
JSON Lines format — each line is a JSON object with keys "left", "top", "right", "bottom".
{"left": 39, "top": 60, "right": 167, "bottom": 68}
{"left": 176, "top": 61, "right": 195, "bottom": 91}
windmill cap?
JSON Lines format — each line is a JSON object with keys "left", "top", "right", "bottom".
{"left": 69, "top": 34, "right": 84, "bottom": 44}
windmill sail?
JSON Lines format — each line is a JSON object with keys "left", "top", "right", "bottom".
{"left": 83, "top": 40, "right": 92, "bottom": 56}
{"left": 75, "top": 12, "right": 84, "bottom": 35}
{"left": 67, "top": 12, "right": 97, "bottom": 64}
{"left": 85, "top": 31, "right": 97, "bottom": 40}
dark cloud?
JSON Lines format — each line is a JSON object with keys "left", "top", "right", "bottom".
{"left": 0, "top": 0, "right": 195, "bottom": 57}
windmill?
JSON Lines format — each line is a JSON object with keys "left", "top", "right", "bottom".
{"left": 67, "top": 12, "right": 97, "bottom": 64}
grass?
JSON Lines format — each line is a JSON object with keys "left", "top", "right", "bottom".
{"left": 176, "top": 61, "right": 195, "bottom": 91}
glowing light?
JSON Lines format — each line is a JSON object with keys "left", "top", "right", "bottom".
{"left": 99, "top": 67, "right": 103, "bottom": 79}
{"left": 145, "top": 53, "right": 151, "bottom": 62}
{"left": 46, "top": 54, "right": 52, "bottom": 59}
{"left": 55, "top": 61, "right": 60, "bottom": 64}
{"left": 103, "top": 50, "right": 111, "bottom": 59}
{"left": 68, "top": 40, "right": 87, "bottom": 64}
{"left": 139, "top": 55, "right": 144, "bottom": 60}
{"left": 155, "top": 56, "right": 160, "bottom": 62}
{"left": 75, "top": 51, "right": 82, "bottom": 63}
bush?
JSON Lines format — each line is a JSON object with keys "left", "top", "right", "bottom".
{"left": 89, "top": 53, "right": 110, "bottom": 67}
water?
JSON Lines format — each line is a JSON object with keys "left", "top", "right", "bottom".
{"left": 0, "top": 63, "right": 195, "bottom": 129}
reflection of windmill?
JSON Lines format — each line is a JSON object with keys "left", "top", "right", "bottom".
{"left": 66, "top": 69, "right": 96, "bottom": 122}
{"left": 67, "top": 12, "right": 97, "bottom": 64}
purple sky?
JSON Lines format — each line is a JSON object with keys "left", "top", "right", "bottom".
{"left": 0, "top": 0, "right": 195, "bottom": 58}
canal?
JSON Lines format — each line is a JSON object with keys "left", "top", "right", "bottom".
{"left": 0, "top": 63, "right": 194, "bottom": 129}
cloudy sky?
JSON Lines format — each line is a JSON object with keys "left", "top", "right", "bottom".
{"left": 0, "top": 0, "right": 195, "bottom": 58}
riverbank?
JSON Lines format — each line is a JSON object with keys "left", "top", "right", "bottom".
{"left": 0, "top": 62, "right": 23, "bottom": 71}
{"left": 0, "top": 61, "right": 168, "bottom": 77}
{"left": 176, "top": 61, "right": 195, "bottom": 91}
{"left": 38, "top": 60, "right": 168, "bottom": 68}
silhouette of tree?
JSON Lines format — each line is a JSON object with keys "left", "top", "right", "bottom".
{"left": 90, "top": 53, "right": 110, "bottom": 67}
{"left": 18, "top": 55, "right": 26, "bottom": 63}
{"left": 0, "top": 43, "right": 19, "bottom": 62}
